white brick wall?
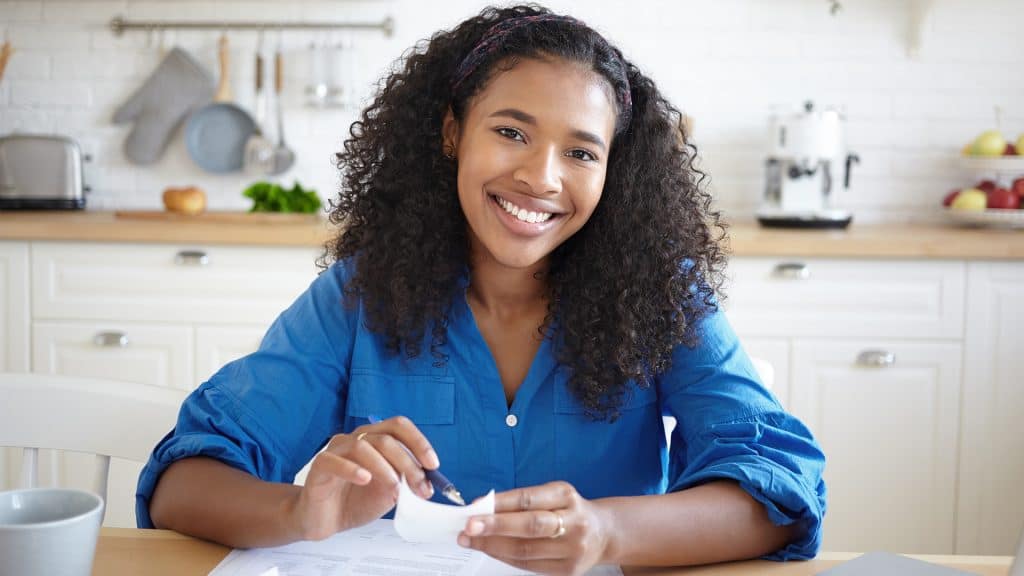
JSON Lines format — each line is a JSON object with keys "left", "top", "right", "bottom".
{"left": 1, "top": 0, "right": 1022, "bottom": 221}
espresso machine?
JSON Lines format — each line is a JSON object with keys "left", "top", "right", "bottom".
{"left": 757, "top": 101, "right": 859, "bottom": 229}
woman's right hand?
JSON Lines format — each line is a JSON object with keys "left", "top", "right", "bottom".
{"left": 286, "top": 416, "right": 440, "bottom": 541}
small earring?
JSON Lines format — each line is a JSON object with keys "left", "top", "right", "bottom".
{"left": 443, "top": 145, "right": 455, "bottom": 159}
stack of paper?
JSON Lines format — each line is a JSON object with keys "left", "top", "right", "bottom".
{"left": 209, "top": 519, "right": 622, "bottom": 576}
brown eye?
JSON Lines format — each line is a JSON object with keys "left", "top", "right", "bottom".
{"left": 567, "top": 149, "right": 597, "bottom": 162}
{"left": 496, "top": 127, "right": 525, "bottom": 141}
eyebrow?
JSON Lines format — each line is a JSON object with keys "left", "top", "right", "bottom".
{"left": 489, "top": 108, "right": 607, "bottom": 152}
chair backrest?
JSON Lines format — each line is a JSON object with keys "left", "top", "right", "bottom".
{"left": 0, "top": 373, "right": 186, "bottom": 521}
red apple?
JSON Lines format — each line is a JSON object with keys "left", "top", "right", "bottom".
{"left": 988, "top": 187, "right": 1020, "bottom": 209}
{"left": 942, "top": 189, "right": 961, "bottom": 207}
{"left": 977, "top": 180, "right": 998, "bottom": 193}
{"left": 1012, "top": 177, "right": 1024, "bottom": 199}
{"left": 1005, "top": 143, "right": 1019, "bottom": 155}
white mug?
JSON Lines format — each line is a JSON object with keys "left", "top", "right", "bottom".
{"left": 0, "top": 488, "right": 105, "bottom": 576}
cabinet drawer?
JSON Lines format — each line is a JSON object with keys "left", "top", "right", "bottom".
{"left": 32, "top": 321, "right": 194, "bottom": 391}
{"left": 31, "top": 242, "right": 319, "bottom": 324}
{"left": 790, "top": 338, "right": 962, "bottom": 553}
{"left": 725, "top": 258, "right": 964, "bottom": 338}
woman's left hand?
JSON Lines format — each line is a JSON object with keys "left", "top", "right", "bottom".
{"left": 458, "top": 481, "right": 615, "bottom": 576}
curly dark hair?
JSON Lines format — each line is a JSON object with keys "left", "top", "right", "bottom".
{"left": 323, "top": 4, "right": 728, "bottom": 420}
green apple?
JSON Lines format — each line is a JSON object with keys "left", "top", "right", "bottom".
{"left": 951, "top": 188, "right": 987, "bottom": 211}
{"left": 972, "top": 130, "right": 1007, "bottom": 156}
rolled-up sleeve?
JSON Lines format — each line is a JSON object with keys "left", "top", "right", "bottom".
{"left": 660, "top": 307, "right": 826, "bottom": 560}
{"left": 135, "top": 261, "right": 357, "bottom": 528}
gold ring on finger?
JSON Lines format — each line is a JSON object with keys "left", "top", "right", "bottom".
{"left": 549, "top": 511, "right": 566, "bottom": 539}
{"left": 356, "top": 431, "right": 370, "bottom": 442}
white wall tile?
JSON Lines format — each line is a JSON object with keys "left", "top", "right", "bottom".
{"left": 8, "top": 24, "right": 91, "bottom": 49}
{"left": 10, "top": 80, "right": 93, "bottom": 108}
{"left": 2, "top": 2, "right": 43, "bottom": 22}
{"left": 52, "top": 51, "right": 157, "bottom": 81}
{"left": 0, "top": 0, "right": 1021, "bottom": 219}
{"left": 3, "top": 50, "right": 51, "bottom": 80}
{"left": 43, "top": 2, "right": 128, "bottom": 23}
{"left": 0, "top": 108, "right": 52, "bottom": 133}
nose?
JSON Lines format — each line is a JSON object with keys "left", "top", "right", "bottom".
{"left": 512, "top": 145, "right": 562, "bottom": 196}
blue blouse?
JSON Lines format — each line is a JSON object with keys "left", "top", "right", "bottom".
{"left": 136, "top": 260, "right": 826, "bottom": 560}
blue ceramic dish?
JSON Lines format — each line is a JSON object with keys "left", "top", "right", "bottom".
{"left": 184, "top": 103, "right": 257, "bottom": 173}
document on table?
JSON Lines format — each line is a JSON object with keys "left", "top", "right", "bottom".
{"left": 476, "top": 555, "right": 624, "bottom": 576}
{"left": 208, "top": 519, "right": 622, "bottom": 576}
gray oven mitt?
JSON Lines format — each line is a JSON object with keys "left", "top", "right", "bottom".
{"left": 113, "top": 47, "right": 214, "bottom": 165}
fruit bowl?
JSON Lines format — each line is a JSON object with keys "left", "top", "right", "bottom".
{"left": 959, "top": 155, "right": 1024, "bottom": 176}
{"left": 944, "top": 207, "right": 1024, "bottom": 229}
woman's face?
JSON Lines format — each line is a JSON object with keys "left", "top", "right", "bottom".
{"left": 445, "top": 57, "right": 617, "bottom": 272}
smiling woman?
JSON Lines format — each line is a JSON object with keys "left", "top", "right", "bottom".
{"left": 138, "top": 5, "right": 827, "bottom": 575}
{"left": 445, "top": 58, "right": 614, "bottom": 272}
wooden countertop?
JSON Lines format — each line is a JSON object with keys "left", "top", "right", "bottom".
{"left": 93, "top": 528, "right": 1015, "bottom": 575}
{"left": 0, "top": 211, "right": 334, "bottom": 247}
{"left": 1, "top": 211, "right": 1022, "bottom": 259}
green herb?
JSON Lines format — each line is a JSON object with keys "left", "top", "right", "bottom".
{"left": 242, "top": 181, "right": 322, "bottom": 213}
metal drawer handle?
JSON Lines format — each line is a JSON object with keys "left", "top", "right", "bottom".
{"left": 772, "top": 262, "right": 810, "bottom": 280}
{"left": 175, "top": 250, "right": 209, "bottom": 266}
{"left": 93, "top": 331, "right": 129, "bottom": 348}
{"left": 856, "top": 350, "right": 895, "bottom": 367}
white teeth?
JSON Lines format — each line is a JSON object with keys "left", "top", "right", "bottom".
{"left": 495, "top": 196, "right": 553, "bottom": 224}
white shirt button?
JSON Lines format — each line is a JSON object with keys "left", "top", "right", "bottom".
{"left": 505, "top": 414, "right": 518, "bottom": 428}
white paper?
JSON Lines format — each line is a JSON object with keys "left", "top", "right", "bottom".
{"left": 208, "top": 519, "right": 622, "bottom": 576}
{"left": 476, "top": 556, "right": 624, "bottom": 576}
{"left": 208, "top": 519, "right": 484, "bottom": 576}
{"left": 393, "top": 475, "right": 495, "bottom": 544}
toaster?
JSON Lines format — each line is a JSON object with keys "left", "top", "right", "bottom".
{"left": 0, "top": 134, "right": 88, "bottom": 210}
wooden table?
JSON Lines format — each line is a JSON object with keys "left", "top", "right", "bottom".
{"left": 93, "top": 528, "right": 1015, "bottom": 575}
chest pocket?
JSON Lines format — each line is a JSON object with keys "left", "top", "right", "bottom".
{"left": 345, "top": 368, "right": 460, "bottom": 507}
{"left": 347, "top": 368, "right": 456, "bottom": 424}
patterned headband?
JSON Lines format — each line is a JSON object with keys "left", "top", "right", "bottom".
{"left": 451, "top": 14, "right": 633, "bottom": 126}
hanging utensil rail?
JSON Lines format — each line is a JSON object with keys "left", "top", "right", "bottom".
{"left": 108, "top": 15, "right": 394, "bottom": 37}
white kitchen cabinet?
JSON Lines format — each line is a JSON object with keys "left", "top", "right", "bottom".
{"left": 789, "top": 339, "right": 962, "bottom": 554}
{"left": 31, "top": 242, "right": 319, "bottom": 325}
{"left": 736, "top": 336, "right": 790, "bottom": 408}
{"left": 28, "top": 241, "right": 319, "bottom": 391}
{"left": 14, "top": 241, "right": 319, "bottom": 527}
{"left": 726, "top": 258, "right": 965, "bottom": 339}
{"left": 956, "top": 262, "right": 1024, "bottom": 555}
{"left": 30, "top": 320, "right": 194, "bottom": 528}
{"left": 0, "top": 241, "right": 30, "bottom": 491}
{"left": 195, "top": 325, "right": 267, "bottom": 383}
{"left": 0, "top": 241, "right": 29, "bottom": 372}
{"left": 729, "top": 256, "right": 970, "bottom": 555}
{"left": 32, "top": 321, "right": 194, "bottom": 391}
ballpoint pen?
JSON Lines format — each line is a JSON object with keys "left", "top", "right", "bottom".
{"left": 367, "top": 415, "right": 465, "bottom": 506}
